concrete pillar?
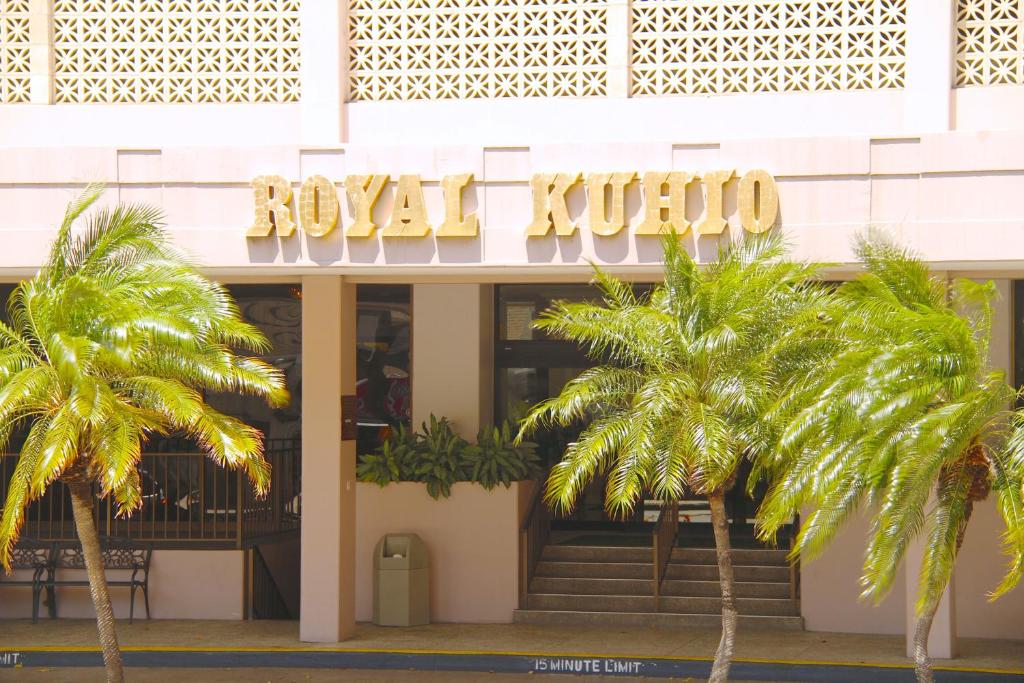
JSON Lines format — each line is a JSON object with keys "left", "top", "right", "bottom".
{"left": 605, "top": 0, "right": 630, "bottom": 98}
{"left": 989, "top": 279, "right": 1013, "bottom": 385}
{"left": 300, "top": 0, "right": 346, "bottom": 143}
{"left": 905, "top": 538, "right": 957, "bottom": 658}
{"left": 903, "top": 0, "right": 955, "bottom": 133}
{"left": 411, "top": 284, "right": 493, "bottom": 440}
{"left": 300, "top": 276, "right": 357, "bottom": 642}
{"left": 28, "top": 0, "right": 53, "bottom": 104}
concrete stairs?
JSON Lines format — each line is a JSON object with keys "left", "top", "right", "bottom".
{"left": 513, "top": 542, "right": 802, "bottom": 630}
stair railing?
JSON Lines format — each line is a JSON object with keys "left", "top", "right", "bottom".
{"left": 651, "top": 499, "right": 679, "bottom": 612}
{"left": 787, "top": 513, "right": 801, "bottom": 601}
{"left": 519, "top": 483, "right": 551, "bottom": 608}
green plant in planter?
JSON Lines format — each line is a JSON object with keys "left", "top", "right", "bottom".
{"left": 356, "top": 416, "right": 542, "bottom": 498}
{"left": 356, "top": 423, "right": 417, "bottom": 486}
{"left": 463, "top": 420, "right": 541, "bottom": 490}
{"left": 411, "top": 415, "right": 467, "bottom": 499}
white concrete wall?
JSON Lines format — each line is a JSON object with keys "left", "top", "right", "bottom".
{"left": 803, "top": 279, "right": 1024, "bottom": 642}
{"left": 952, "top": 278, "right": 1024, "bottom": 640}
{"left": 345, "top": 90, "right": 909, "bottom": 146}
{"left": 801, "top": 511, "right": 907, "bottom": 635}
{"left": 355, "top": 481, "right": 526, "bottom": 623}
{"left": 955, "top": 498, "right": 1024, "bottom": 640}
{"left": 0, "top": 549, "right": 244, "bottom": 620}
{"left": 411, "top": 284, "right": 493, "bottom": 439}
{"left": 4, "top": 133, "right": 1024, "bottom": 279}
{"left": 0, "top": 105, "right": 302, "bottom": 148}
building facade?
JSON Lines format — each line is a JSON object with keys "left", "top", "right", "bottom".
{"left": 1, "top": 0, "right": 1023, "bottom": 658}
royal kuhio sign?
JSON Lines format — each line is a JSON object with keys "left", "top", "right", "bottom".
{"left": 246, "top": 170, "right": 779, "bottom": 240}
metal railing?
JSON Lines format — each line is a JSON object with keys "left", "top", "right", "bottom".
{"left": 651, "top": 499, "right": 678, "bottom": 611}
{"left": 519, "top": 484, "right": 551, "bottom": 608}
{"left": 0, "top": 438, "right": 300, "bottom": 548}
{"left": 788, "top": 513, "right": 801, "bottom": 601}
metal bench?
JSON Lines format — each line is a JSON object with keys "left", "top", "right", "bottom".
{"left": 39, "top": 537, "right": 153, "bottom": 623}
{"left": 0, "top": 539, "right": 56, "bottom": 623}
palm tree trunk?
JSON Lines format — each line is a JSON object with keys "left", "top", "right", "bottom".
{"left": 912, "top": 599, "right": 939, "bottom": 683}
{"left": 68, "top": 480, "right": 125, "bottom": 683}
{"left": 912, "top": 500, "right": 977, "bottom": 683}
{"left": 708, "top": 489, "right": 737, "bottom": 683}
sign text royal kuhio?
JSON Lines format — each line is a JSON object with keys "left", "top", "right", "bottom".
{"left": 246, "top": 170, "right": 779, "bottom": 240}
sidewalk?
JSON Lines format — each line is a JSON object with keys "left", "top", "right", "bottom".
{"left": 1, "top": 619, "right": 1021, "bottom": 680}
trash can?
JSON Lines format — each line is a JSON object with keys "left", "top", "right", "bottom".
{"left": 373, "top": 533, "right": 430, "bottom": 626}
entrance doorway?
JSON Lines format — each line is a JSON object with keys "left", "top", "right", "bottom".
{"left": 495, "top": 284, "right": 773, "bottom": 549}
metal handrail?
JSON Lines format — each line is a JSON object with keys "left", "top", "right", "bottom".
{"left": 788, "top": 513, "right": 801, "bottom": 601}
{"left": 651, "top": 499, "right": 678, "bottom": 612}
{"left": 519, "top": 483, "right": 551, "bottom": 608}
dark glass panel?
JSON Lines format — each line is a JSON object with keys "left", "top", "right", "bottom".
{"left": 356, "top": 284, "right": 411, "bottom": 454}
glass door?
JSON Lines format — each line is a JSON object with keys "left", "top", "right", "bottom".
{"left": 495, "top": 284, "right": 646, "bottom": 528}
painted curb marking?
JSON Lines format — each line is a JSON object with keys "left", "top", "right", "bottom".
{"left": 3, "top": 650, "right": 1022, "bottom": 681}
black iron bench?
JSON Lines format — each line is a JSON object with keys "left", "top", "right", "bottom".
{"left": 37, "top": 538, "right": 153, "bottom": 624}
{"left": 0, "top": 539, "right": 55, "bottom": 622}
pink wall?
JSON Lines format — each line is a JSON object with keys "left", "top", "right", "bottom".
{"left": 6, "top": 134, "right": 1024, "bottom": 277}
{"left": 355, "top": 481, "right": 526, "bottom": 623}
{"left": 801, "top": 510, "right": 907, "bottom": 635}
{"left": 0, "top": 549, "right": 243, "bottom": 620}
{"left": 954, "top": 498, "right": 1024, "bottom": 640}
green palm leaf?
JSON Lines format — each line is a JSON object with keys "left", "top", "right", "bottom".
{"left": 0, "top": 188, "right": 288, "bottom": 570}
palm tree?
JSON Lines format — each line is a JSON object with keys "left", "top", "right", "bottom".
{"left": 756, "top": 235, "right": 1024, "bottom": 683}
{"left": 0, "top": 187, "right": 288, "bottom": 683}
{"left": 517, "top": 232, "right": 823, "bottom": 682}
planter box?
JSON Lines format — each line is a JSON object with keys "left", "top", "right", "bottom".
{"left": 356, "top": 480, "right": 535, "bottom": 624}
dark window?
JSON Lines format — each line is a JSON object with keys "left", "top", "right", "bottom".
{"left": 496, "top": 283, "right": 656, "bottom": 525}
{"left": 143, "top": 284, "right": 303, "bottom": 453}
{"left": 356, "top": 284, "right": 411, "bottom": 454}
{"left": 209, "top": 284, "right": 302, "bottom": 440}
{"left": 494, "top": 283, "right": 654, "bottom": 463}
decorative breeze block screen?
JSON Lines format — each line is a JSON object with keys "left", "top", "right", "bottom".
{"left": 630, "top": 0, "right": 907, "bottom": 96}
{"left": 51, "top": 0, "right": 302, "bottom": 104}
{"left": 347, "top": 0, "right": 610, "bottom": 101}
{"left": 0, "top": 0, "right": 31, "bottom": 103}
{"left": 956, "top": 0, "right": 1024, "bottom": 86}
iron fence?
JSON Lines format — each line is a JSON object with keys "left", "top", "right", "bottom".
{"left": 0, "top": 438, "right": 301, "bottom": 548}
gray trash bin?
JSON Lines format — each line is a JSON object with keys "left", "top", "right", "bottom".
{"left": 373, "top": 533, "right": 430, "bottom": 626}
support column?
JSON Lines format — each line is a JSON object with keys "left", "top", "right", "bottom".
{"left": 28, "top": 0, "right": 53, "bottom": 104}
{"left": 411, "top": 284, "right": 493, "bottom": 439}
{"left": 299, "top": 0, "right": 346, "bottom": 143}
{"left": 903, "top": 0, "right": 955, "bottom": 133}
{"left": 605, "top": 0, "right": 630, "bottom": 98}
{"left": 300, "top": 276, "right": 357, "bottom": 642}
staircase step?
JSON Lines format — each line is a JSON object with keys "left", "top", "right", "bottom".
{"left": 529, "top": 577, "right": 653, "bottom": 596}
{"left": 541, "top": 545, "right": 651, "bottom": 563}
{"left": 526, "top": 594, "right": 655, "bottom": 613}
{"left": 535, "top": 561, "right": 651, "bottom": 580}
{"left": 513, "top": 609, "right": 804, "bottom": 631}
{"left": 658, "top": 596, "right": 800, "bottom": 617}
{"left": 665, "top": 563, "right": 789, "bottom": 583}
{"left": 662, "top": 579, "right": 791, "bottom": 599}
{"left": 671, "top": 547, "right": 789, "bottom": 566}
